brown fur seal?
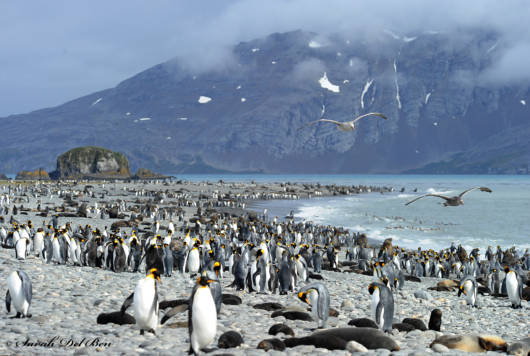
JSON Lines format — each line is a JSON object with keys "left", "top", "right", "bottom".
{"left": 283, "top": 334, "right": 347, "bottom": 350}
{"left": 311, "top": 327, "right": 400, "bottom": 351}
{"left": 430, "top": 334, "right": 507, "bottom": 352}
{"left": 348, "top": 318, "right": 378, "bottom": 328}
{"left": 257, "top": 338, "right": 286, "bottom": 351}
{"left": 268, "top": 324, "right": 295, "bottom": 337}
{"left": 402, "top": 318, "right": 427, "bottom": 331}
{"left": 218, "top": 331, "right": 243, "bottom": 349}
{"left": 96, "top": 311, "right": 135, "bottom": 325}
{"left": 428, "top": 309, "right": 442, "bottom": 331}
{"left": 253, "top": 302, "right": 283, "bottom": 311}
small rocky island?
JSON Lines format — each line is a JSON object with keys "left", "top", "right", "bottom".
{"left": 49, "top": 146, "right": 131, "bottom": 179}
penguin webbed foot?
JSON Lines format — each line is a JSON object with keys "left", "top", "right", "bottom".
{"left": 140, "top": 330, "right": 144, "bottom": 335}
{"left": 148, "top": 329, "right": 156, "bottom": 335}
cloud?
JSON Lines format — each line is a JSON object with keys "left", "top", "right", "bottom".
{"left": 480, "top": 43, "right": 530, "bottom": 85}
{"left": 291, "top": 58, "right": 326, "bottom": 83}
{"left": 1, "top": 0, "right": 530, "bottom": 116}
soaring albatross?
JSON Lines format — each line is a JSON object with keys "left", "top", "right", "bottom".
{"left": 405, "top": 187, "right": 492, "bottom": 207}
{"left": 298, "top": 112, "right": 387, "bottom": 132}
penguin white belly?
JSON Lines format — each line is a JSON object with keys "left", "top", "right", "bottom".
{"left": 188, "top": 250, "right": 200, "bottom": 273}
{"left": 191, "top": 287, "right": 217, "bottom": 352}
{"left": 122, "top": 244, "right": 130, "bottom": 262}
{"left": 15, "top": 240, "right": 27, "bottom": 259}
{"left": 371, "top": 288, "right": 380, "bottom": 321}
{"left": 52, "top": 239, "right": 61, "bottom": 262}
{"left": 134, "top": 279, "right": 158, "bottom": 330}
{"left": 34, "top": 233, "right": 43, "bottom": 255}
{"left": 69, "top": 242, "right": 78, "bottom": 264}
{"left": 7, "top": 272, "right": 29, "bottom": 315}
{"left": 506, "top": 273, "right": 519, "bottom": 304}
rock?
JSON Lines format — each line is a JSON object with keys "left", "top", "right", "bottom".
{"left": 341, "top": 299, "right": 355, "bottom": 311}
{"left": 133, "top": 168, "right": 168, "bottom": 179}
{"left": 414, "top": 290, "right": 432, "bottom": 300}
{"left": 49, "top": 146, "right": 130, "bottom": 179}
{"left": 343, "top": 341, "right": 367, "bottom": 353}
{"left": 15, "top": 168, "right": 49, "bottom": 181}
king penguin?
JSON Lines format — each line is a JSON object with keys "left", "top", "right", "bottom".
{"left": 504, "top": 266, "right": 523, "bottom": 308}
{"left": 15, "top": 237, "right": 29, "bottom": 260}
{"left": 6, "top": 270, "right": 32, "bottom": 318}
{"left": 189, "top": 273, "right": 217, "bottom": 355}
{"left": 368, "top": 282, "right": 394, "bottom": 333}
{"left": 458, "top": 276, "right": 478, "bottom": 308}
{"left": 122, "top": 268, "right": 161, "bottom": 334}
{"left": 187, "top": 243, "right": 201, "bottom": 275}
{"left": 297, "top": 282, "right": 330, "bottom": 329}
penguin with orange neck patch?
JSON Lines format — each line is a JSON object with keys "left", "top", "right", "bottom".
{"left": 121, "top": 268, "right": 161, "bottom": 335}
{"left": 189, "top": 272, "right": 217, "bottom": 355}
{"left": 368, "top": 282, "right": 394, "bottom": 333}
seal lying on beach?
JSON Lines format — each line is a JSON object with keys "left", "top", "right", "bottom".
{"left": 285, "top": 327, "right": 400, "bottom": 351}
{"left": 96, "top": 311, "right": 135, "bottom": 325}
{"left": 430, "top": 334, "right": 507, "bottom": 352}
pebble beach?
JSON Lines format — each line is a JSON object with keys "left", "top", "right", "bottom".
{"left": 0, "top": 179, "right": 528, "bottom": 356}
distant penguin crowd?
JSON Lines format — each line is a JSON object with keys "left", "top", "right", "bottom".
{"left": 0, "top": 179, "right": 528, "bottom": 354}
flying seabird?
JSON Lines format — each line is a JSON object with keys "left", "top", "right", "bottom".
{"left": 405, "top": 187, "right": 492, "bottom": 207}
{"left": 298, "top": 112, "right": 387, "bottom": 132}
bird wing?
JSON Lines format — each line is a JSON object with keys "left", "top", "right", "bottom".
{"left": 18, "top": 271, "right": 32, "bottom": 303}
{"left": 297, "top": 119, "right": 341, "bottom": 131}
{"left": 405, "top": 194, "right": 450, "bottom": 206}
{"left": 458, "top": 186, "right": 492, "bottom": 198}
{"left": 351, "top": 112, "right": 388, "bottom": 124}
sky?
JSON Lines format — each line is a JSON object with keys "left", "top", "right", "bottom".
{"left": 1, "top": 0, "right": 530, "bottom": 117}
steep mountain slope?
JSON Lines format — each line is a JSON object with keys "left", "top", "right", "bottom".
{"left": 1, "top": 30, "right": 529, "bottom": 174}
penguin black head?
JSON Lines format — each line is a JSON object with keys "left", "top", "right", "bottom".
{"left": 208, "top": 250, "right": 214, "bottom": 258}
{"left": 368, "top": 283, "right": 378, "bottom": 295}
{"left": 297, "top": 291, "right": 309, "bottom": 304}
{"left": 197, "top": 273, "right": 213, "bottom": 287}
{"left": 257, "top": 249, "right": 264, "bottom": 258}
{"left": 147, "top": 268, "right": 161, "bottom": 282}
{"left": 213, "top": 261, "right": 221, "bottom": 275}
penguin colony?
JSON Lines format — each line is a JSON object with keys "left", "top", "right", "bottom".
{"left": 0, "top": 179, "right": 528, "bottom": 354}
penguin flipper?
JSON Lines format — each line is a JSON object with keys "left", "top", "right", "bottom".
{"left": 375, "top": 302, "right": 383, "bottom": 327}
{"left": 121, "top": 292, "right": 135, "bottom": 314}
{"left": 161, "top": 305, "right": 188, "bottom": 325}
{"left": 18, "top": 271, "right": 32, "bottom": 303}
{"left": 5, "top": 290, "right": 11, "bottom": 313}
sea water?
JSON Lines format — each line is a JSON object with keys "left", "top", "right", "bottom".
{"left": 178, "top": 174, "right": 530, "bottom": 252}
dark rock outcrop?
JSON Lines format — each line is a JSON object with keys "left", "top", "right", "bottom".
{"left": 132, "top": 168, "right": 168, "bottom": 179}
{"left": 49, "top": 146, "right": 130, "bottom": 179}
{"left": 15, "top": 169, "right": 50, "bottom": 180}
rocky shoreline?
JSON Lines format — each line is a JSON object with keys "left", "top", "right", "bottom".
{"left": 0, "top": 179, "right": 528, "bottom": 356}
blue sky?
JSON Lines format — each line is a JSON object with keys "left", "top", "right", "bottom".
{"left": 1, "top": 0, "right": 529, "bottom": 117}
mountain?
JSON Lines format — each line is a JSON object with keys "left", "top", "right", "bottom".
{"left": 1, "top": 30, "right": 529, "bottom": 174}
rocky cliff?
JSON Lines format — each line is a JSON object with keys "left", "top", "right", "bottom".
{"left": 1, "top": 30, "right": 529, "bottom": 174}
{"left": 50, "top": 147, "right": 130, "bottom": 179}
